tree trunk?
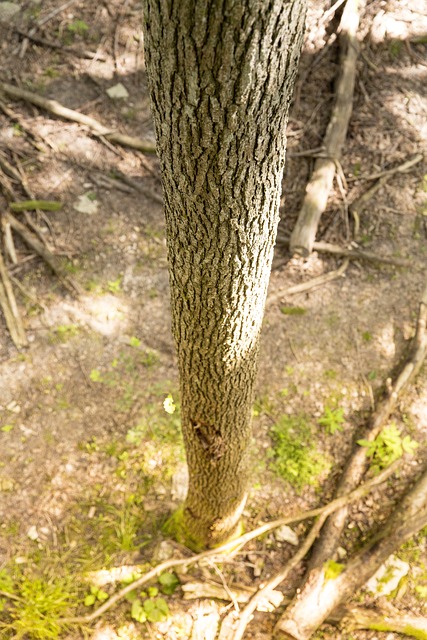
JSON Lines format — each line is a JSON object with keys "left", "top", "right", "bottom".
{"left": 142, "top": 0, "right": 306, "bottom": 549}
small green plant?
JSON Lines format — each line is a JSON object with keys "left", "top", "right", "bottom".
{"left": 318, "top": 407, "right": 345, "bottom": 435}
{"left": 269, "top": 415, "right": 330, "bottom": 491}
{"left": 358, "top": 423, "right": 418, "bottom": 474}
{"left": 131, "top": 595, "right": 170, "bottom": 623}
{"left": 51, "top": 324, "right": 79, "bottom": 343}
{"left": 389, "top": 39, "right": 403, "bottom": 58}
{"left": 83, "top": 585, "right": 109, "bottom": 607}
{"left": 158, "top": 572, "right": 180, "bottom": 595}
{"left": 361, "top": 331, "right": 373, "bottom": 342}
{"left": 107, "top": 277, "right": 122, "bottom": 293}
{"left": 67, "top": 19, "right": 89, "bottom": 35}
{"left": 89, "top": 369, "right": 102, "bottom": 382}
{"left": 1, "top": 574, "right": 77, "bottom": 639}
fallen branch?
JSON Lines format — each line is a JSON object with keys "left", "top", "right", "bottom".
{"left": 5, "top": 213, "right": 82, "bottom": 296}
{"left": 274, "top": 465, "right": 427, "bottom": 640}
{"left": 336, "top": 605, "right": 427, "bottom": 639}
{"left": 276, "top": 234, "right": 412, "bottom": 268}
{"left": 0, "top": 83, "right": 156, "bottom": 155}
{"left": 57, "top": 462, "right": 398, "bottom": 626}
{"left": 229, "top": 514, "right": 329, "bottom": 640}
{"left": 0, "top": 251, "right": 27, "bottom": 349}
{"left": 13, "top": 27, "right": 106, "bottom": 61}
{"left": 273, "top": 279, "right": 427, "bottom": 639}
{"left": 304, "top": 276, "right": 427, "bottom": 571}
{"left": 351, "top": 153, "right": 423, "bottom": 183}
{"left": 185, "top": 586, "right": 427, "bottom": 640}
{"left": 267, "top": 258, "right": 349, "bottom": 306}
{"left": 290, "top": 0, "right": 364, "bottom": 256}
{"left": 309, "top": 241, "right": 411, "bottom": 267}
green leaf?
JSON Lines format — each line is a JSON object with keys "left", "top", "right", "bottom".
{"left": 357, "top": 439, "right": 371, "bottom": 448}
{"left": 89, "top": 369, "right": 102, "bottom": 382}
{"left": 147, "top": 586, "right": 158, "bottom": 598}
{"left": 1, "top": 424, "right": 14, "bottom": 433}
{"left": 131, "top": 599, "right": 147, "bottom": 623}
{"left": 10, "top": 200, "right": 62, "bottom": 212}
{"left": 96, "top": 589, "right": 109, "bottom": 602}
{"left": 84, "top": 594, "right": 96, "bottom": 606}
{"left": 129, "top": 336, "right": 141, "bottom": 348}
{"left": 159, "top": 572, "right": 180, "bottom": 595}
{"left": 143, "top": 597, "right": 169, "bottom": 622}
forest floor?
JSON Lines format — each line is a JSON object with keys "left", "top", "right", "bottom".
{"left": 0, "top": 1, "right": 426, "bottom": 639}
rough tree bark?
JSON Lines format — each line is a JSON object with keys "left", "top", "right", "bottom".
{"left": 142, "top": 0, "right": 306, "bottom": 549}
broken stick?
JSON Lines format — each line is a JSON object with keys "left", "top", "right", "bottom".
{"left": 0, "top": 251, "right": 27, "bottom": 349}
{"left": 290, "top": 0, "right": 363, "bottom": 256}
{"left": 0, "top": 83, "right": 156, "bottom": 155}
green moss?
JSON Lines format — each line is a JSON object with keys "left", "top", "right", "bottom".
{"left": 280, "top": 306, "right": 306, "bottom": 316}
{"left": 269, "top": 414, "right": 330, "bottom": 491}
{"left": 163, "top": 506, "right": 244, "bottom": 552}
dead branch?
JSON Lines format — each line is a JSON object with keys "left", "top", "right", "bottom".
{"left": 0, "top": 83, "right": 156, "bottom": 155}
{"left": 274, "top": 465, "right": 427, "bottom": 640}
{"left": 5, "top": 213, "right": 82, "bottom": 296}
{"left": 229, "top": 514, "right": 329, "bottom": 640}
{"left": 56, "top": 463, "right": 398, "bottom": 626}
{"left": 13, "top": 27, "right": 106, "bottom": 61}
{"left": 276, "top": 234, "right": 412, "bottom": 268}
{"left": 303, "top": 276, "right": 427, "bottom": 573}
{"left": 290, "top": 0, "right": 364, "bottom": 256}
{"left": 309, "top": 241, "right": 411, "bottom": 267}
{"left": 267, "top": 258, "right": 349, "bottom": 306}
{"left": 0, "top": 251, "right": 27, "bottom": 348}
{"left": 336, "top": 605, "right": 427, "bottom": 638}
{"left": 273, "top": 279, "right": 427, "bottom": 639}
{"left": 352, "top": 153, "right": 423, "bottom": 183}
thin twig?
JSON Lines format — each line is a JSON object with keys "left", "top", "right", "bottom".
{"left": 267, "top": 258, "right": 350, "bottom": 306}
{"left": 350, "top": 153, "right": 423, "bottom": 183}
{"left": 0, "top": 251, "right": 27, "bottom": 348}
{"left": 13, "top": 28, "right": 106, "bottom": 61}
{"left": 230, "top": 514, "right": 328, "bottom": 640}
{"left": 0, "top": 83, "right": 156, "bottom": 155}
{"left": 5, "top": 213, "right": 82, "bottom": 295}
{"left": 58, "top": 461, "right": 399, "bottom": 625}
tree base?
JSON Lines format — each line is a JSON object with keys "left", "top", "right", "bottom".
{"left": 163, "top": 506, "right": 245, "bottom": 552}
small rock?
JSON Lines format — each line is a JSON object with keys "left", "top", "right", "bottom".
{"left": 0, "top": 2, "right": 20, "bottom": 22}
{"left": 274, "top": 525, "right": 299, "bottom": 546}
{"left": 155, "top": 540, "right": 175, "bottom": 562}
{"left": 73, "top": 193, "right": 98, "bottom": 215}
{"left": 27, "top": 525, "right": 39, "bottom": 541}
{"left": 106, "top": 83, "right": 129, "bottom": 99}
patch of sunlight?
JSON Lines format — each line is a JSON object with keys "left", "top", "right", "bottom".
{"left": 410, "top": 393, "right": 427, "bottom": 432}
{"left": 190, "top": 601, "right": 220, "bottom": 640}
{"left": 92, "top": 623, "right": 139, "bottom": 640}
{"left": 377, "top": 322, "right": 396, "bottom": 359}
{"left": 370, "top": 13, "right": 410, "bottom": 43}
{"left": 63, "top": 294, "right": 129, "bottom": 336}
{"left": 86, "top": 565, "right": 143, "bottom": 587}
